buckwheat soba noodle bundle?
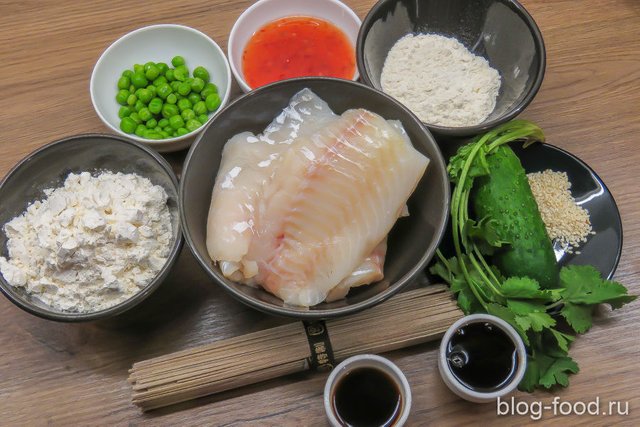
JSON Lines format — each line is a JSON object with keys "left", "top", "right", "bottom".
{"left": 129, "top": 285, "right": 462, "bottom": 411}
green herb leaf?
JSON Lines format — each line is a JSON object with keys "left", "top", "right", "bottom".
{"left": 560, "top": 265, "right": 637, "bottom": 308}
{"left": 430, "top": 254, "right": 482, "bottom": 314}
{"left": 507, "top": 300, "right": 556, "bottom": 332}
{"left": 548, "top": 328, "right": 575, "bottom": 353}
{"left": 539, "top": 357, "right": 579, "bottom": 388}
{"left": 485, "top": 302, "right": 529, "bottom": 345}
{"left": 560, "top": 303, "right": 594, "bottom": 334}
{"left": 501, "top": 277, "right": 559, "bottom": 302}
{"left": 465, "top": 217, "right": 510, "bottom": 255}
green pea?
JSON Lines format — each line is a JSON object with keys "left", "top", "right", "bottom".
{"left": 190, "top": 77, "right": 205, "bottom": 93}
{"left": 169, "top": 80, "right": 180, "bottom": 92}
{"left": 144, "top": 62, "right": 155, "bottom": 71}
{"left": 173, "top": 68, "right": 186, "bottom": 82}
{"left": 165, "top": 68, "right": 175, "bottom": 82}
{"left": 177, "top": 98, "right": 192, "bottom": 112}
{"left": 176, "top": 127, "right": 189, "bottom": 136}
{"left": 129, "top": 84, "right": 136, "bottom": 93}
{"left": 154, "top": 126, "right": 163, "bottom": 132}
{"left": 159, "top": 130, "right": 169, "bottom": 138}
{"left": 187, "top": 93, "right": 201, "bottom": 105}
{"left": 181, "top": 109, "right": 195, "bottom": 121}
{"left": 146, "top": 85, "right": 157, "bottom": 98}
{"left": 168, "top": 115, "right": 185, "bottom": 130}
{"left": 117, "top": 76, "right": 130, "bottom": 90}
{"left": 193, "top": 101, "right": 207, "bottom": 116}
{"left": 166, "top": 93, "right": 178, "bottom": 104}
{"left": 131, "top": 72, "right": 148, "bottom": 88}
{"left": 134, "top": 100, "right": 146, "bottom": 112}
{"left": 156, "top": 62, "right": 169, "bottom": 74}
{"left": 185, "top": 119, "right": 202, "bottom": 132}
{"left": 122, "top": 69, "right": 134, "bottom": 78}
{"left": 149, "top": 97, "right": 163, "bottom": 114}
{"left": 162, "top": 103, "right": 179, "bottom": 118}
{"left": 146, "top": 118, "right": 158, "bottom": 129}
{"left": 200, "top": 83, "right": 218, "bottom": 98}
{"left": 192, "top": 66, "right": 210, "bottom": 82}
{"left": 134, "top": 124, "right": 147, "bottom": 137}
{"left": 116, "top": 89, "right": 130, "bottom": 105}
{"left": 120, "top": 117, "right": 137, "bottom": 133}
{"left": 145, "top": 64, "right": 160, "bottom": 80}
{"left": 134, "top": 87, "right": 144, "bottom": 98}
{"left": 177, "top": 82, "right": 191, "bottom": 96}
{"left": 126, "top": 94, "right": 137, "bottom": 106}
{"left": 163, "top": 125, "right": 173, "bottom": 133}
{"left": 133, "top": 64, "right": 144, "bottom": 74}
{"left": 153, "top": 76, "right": 167, "bottom": 87}
{"left": 118, "top": 106, "right": 132, "bottom": 118}
{"left": 158, "top": 118, "right": 169, "bottom": 128}
{"left": 198, "top": 114, "right": 209, "bottom": 124}
{"left": 157, "top": 84, "right": 172, "bottom": 100}
{"left": 205, "top": 94, "right": 221, "bottom": 112}
{"left": 138, "top": 108, "right": 153, "bottom": 122}
{"left": 138, "top": 88, "right": 153, "bottom": 104}
{"left": 144, "top": 130, "right": 162, "bottom": 140}
{"left": 129, "top": 112, "right": 142, "bottom": 124}
{"left": 171, "top": 55, "right": 185, "bottom": 67}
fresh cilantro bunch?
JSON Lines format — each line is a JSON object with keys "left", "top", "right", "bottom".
{"left": 431, "top": 120, "right": 636, "bottom": 391}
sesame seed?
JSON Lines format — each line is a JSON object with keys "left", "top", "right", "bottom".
{"left": 527, "top": 170, "right": 593, "bottom": 253}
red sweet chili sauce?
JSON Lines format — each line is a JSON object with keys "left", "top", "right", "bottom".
{"left": 242, "top": 16, "right": 356, "bottom": 89}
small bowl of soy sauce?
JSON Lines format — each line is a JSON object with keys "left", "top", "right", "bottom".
{"left": 324, "top": 354, "right": 411, "bottom": 427}
{"left": 438, "top": 314, "right": 527, "bottom": 403}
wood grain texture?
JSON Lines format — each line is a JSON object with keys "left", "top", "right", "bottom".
{"left": 0, "top": 0, "right": 639, "bottom": 425}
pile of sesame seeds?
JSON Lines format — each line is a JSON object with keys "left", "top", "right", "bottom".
{"left": 527, "top": 170, "right": 594, "bottom": 254}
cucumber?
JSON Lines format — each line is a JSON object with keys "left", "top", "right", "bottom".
{"left": 472, "top": 145, "right": 559, "bottom": 288}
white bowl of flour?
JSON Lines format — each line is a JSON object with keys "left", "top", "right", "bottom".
{"left": 0, "top": 135, "right": 183, "bottom": 321}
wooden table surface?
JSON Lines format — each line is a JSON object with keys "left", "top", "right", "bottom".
{"left": 1, "top": 0, "right": 639, "bottom": 425}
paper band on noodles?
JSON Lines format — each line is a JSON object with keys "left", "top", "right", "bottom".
{"left": 302, "top": 320, "right": 335, "bottom": 371}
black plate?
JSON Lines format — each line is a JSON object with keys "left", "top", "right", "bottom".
{"left": 512, "top": 143, "right": 622, "bottom": 279}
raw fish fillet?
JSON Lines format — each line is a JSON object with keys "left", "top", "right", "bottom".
{"left": 325, "top": 239, "right": 388, "bottom": 302}
{"left": 206, "top": 89, "right": 335, "bottom": 279}
{"left": 247, "top": 109, "right": 429, "bottom": 306}
{"left": 207, "top": 90, "right": 428, "bottom": 306}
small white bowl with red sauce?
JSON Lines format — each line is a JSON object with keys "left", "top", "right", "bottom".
{"left": 228, "top": 0, "right": 361, "bottom": 92}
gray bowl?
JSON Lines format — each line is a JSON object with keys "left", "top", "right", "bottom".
{"left": 0, "top": 134, "right": 183, "bottom": 322}
{"left": 180, "top": 77, "right": 450, "bottom": 319}
{"left": 357, "top": 0, "right": 546, "bottom": 137}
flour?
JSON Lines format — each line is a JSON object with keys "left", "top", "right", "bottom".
{"left": 381, "top": 34, "right": 501, "bottom": 127}
{"left": 0, "top": 172, "right": 173, "bottom": 313}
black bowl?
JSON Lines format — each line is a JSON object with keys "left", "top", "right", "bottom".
{"left": 357, "top": 0, "right": 546, "bottom": 137}
{"left": 514, "top": 143, "right": 622, "bottom": 279}
{"left": 180, "top": 77, "right": 450, "bottom": 319}
{"left": 0, "top": 135, "right": 183, "bottom": 322}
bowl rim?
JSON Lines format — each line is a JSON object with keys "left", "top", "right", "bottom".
{"left": 89, "top": 23, "right": 232, "bottom": 147}
{"left": 356, "top": 0, "right": 547, "bottom": 137}
{"left": 0, "top": 133, "right": 184, "bottom": 322}
{"left": 180, "top": 76, "right": 451, "bottom": 319}
{"left": 437, "top": 314, "right": 527, "bottom": 402}
{"left": 227, "top": 0, "right": 362, "bottom": 93}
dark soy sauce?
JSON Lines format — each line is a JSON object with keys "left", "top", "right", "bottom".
{"left": 446, "top": 322, "right": 518, "bottom": 392}
{"left": 332, "top": 367, "right": 401, "bottom": 427}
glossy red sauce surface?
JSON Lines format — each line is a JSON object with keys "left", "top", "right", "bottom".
{"left": 242, "top": 16, "right": 356, "bottom": 89}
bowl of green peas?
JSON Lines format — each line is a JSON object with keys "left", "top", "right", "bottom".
{"left": 90, "top": 24, "right": 232, "bottom": 152}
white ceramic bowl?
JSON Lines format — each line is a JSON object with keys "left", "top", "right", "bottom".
{"left": 324, "top": 354, "right": 412, "bottom": 427}
{"left": 438, "top": 314, "right": 527, "bottom": 403}
{"left": 90, "top": 24, "right": 232, "bottom": 152}
{"left": 228, "top": 0, "right": 361, "bottom": 93}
